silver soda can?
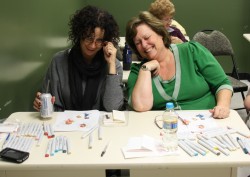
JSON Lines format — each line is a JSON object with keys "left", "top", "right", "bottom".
{"left": 40, "top": 93, "right": 53, "bottom": 118}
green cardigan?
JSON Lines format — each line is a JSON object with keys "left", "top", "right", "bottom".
{"left": 127, "top": 41, "right": 233, "bottom": 110}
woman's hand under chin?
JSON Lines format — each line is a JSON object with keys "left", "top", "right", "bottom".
{"left": 144, "top": 60, "right": 160, "bottom": 77}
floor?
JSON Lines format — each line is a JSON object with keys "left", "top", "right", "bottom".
{"left": 231, "top": 80, "right": 250, "bottom": 123}
{"left": 233, "top": 80, "right": 250, "bottom": 177}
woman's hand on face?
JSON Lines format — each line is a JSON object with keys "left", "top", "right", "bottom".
{"left": 209, "top": 105, "right": 230, "bottom": 119}
{"left": 103, "top": 41, "right": 117, "bottom": 64}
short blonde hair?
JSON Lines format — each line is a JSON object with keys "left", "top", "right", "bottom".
{"left": 149, "top": 0, "right": 175, "bottom": 19}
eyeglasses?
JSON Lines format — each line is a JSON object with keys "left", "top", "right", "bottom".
{"left": 162, "top": 17, "right": 173, "bottom": 24}
{"left": 84, "top": 37, "right": 104, "bottom": 47}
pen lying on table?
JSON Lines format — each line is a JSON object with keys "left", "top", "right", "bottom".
{"left": 237, "top": 137, "right": 249, "bottom": 154}
{"left": 175, "top": 112, "right": 189, "bottom": 125}
{"left": 88, "top": 132, "right": 93, "bottom": 149}
{"left": 2, "top": 133, "right": 10, "bottom": 148}
{"left": 101, "top": 140, "right": 111, "bottom": 157}
{"left": 81, "top": 126, "right": 98, "bottom": 139}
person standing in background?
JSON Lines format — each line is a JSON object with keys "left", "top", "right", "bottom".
{"left": 244, "top": 90, "right": 250, "bottom": 127}
{"left": 33, "top": 5, "right": 124, "bottom": 112}
{"left": 149, "top": 0, "right": 188, "bottom": 44}
{"left": 244, "top": 91, "right": 250, "bottom": 111}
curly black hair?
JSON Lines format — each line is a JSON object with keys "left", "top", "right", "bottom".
{"left": 68, "top": 5, "right": 119, "bottom": 47}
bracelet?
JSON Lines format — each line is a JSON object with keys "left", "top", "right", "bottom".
{"left": 141, "top": 65, "right": 151, "bottom": 71}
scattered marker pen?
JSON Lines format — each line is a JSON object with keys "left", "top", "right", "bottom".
{"left": 2, "top": 133, "right": 10, "bottom": 148}
{"left": 237, "top": 137, "right": 248, "bottom": 154}
{"left": 178, "top": 140, "right": 197, "bottom": 157}
{"left": 197, "top": 140, "right": 220, "bottom": 156}
{"left": 98, "top": 126, "right": 102, "bottom": 140}
{"left": 45, "top": 140, "right": 52, "bottom": 157}
{"left": 81, "top": 126, "right": 98, "bottom": 139}
{"left": 101, "top": 140, "right": 111, "bottom": 157}
{"left": 66, "top": 138, "right": 71, "bottom": 154}
{"left": 88, "top": 132, "right": 93, "bottom": 149}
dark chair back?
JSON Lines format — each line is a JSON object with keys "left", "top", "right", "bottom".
{"left": 193, "top": 29, "right": 238, "bottom": 79}
{"left": 193, "top": 29, "right": 249, "bottom": 114}
{"left": 193, "top": 30, "right": 234, "bottom": 56}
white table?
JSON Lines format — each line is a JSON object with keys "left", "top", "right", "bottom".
{"left": 243, "top": 34, "right": 250, "bottom": 42}
{"left": 122, "top": 70, "right": 130, "bottom": 83}
{"left": 0, "top": 110, "right": 250, "bottom": 177}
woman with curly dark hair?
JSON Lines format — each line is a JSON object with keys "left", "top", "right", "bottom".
{"left": 33, "top": 5, "right": 124, "bottom": 112}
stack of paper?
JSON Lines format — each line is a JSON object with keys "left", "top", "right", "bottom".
{"left": 102, "top": 110, "right": 127, "bottom": 126}
{"left": 53, "top": 110, "right": 100, "bottom": 132}
{"left": 121, "top": 135, "right": 179, "bottom": 159}
{"left": 0, "top": 122, "right": 19, "bottom": 133}
{"left": 177, "top": 110, "right": 219, "bottom": 133}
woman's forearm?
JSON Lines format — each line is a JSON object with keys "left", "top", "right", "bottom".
{"left": 216, "top": 89, "right": 232, "bottom": 108}
{"left": 131, "top": 69, "right": 153, "bottom": 111}
{"left": 244, "top": 94, "right": 250, "bottom": 110}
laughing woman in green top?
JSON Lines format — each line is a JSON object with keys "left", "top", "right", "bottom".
{"left": 125, "top": 11, "right": 233, "bottom": 119}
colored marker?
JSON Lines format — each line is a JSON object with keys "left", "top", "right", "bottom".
{"left": 237, "top": 137, "right": 248, "bottom": 154}
{"left": 101, "top": 140, "right": 111, "bottom": 157}
{"left": 66, "top": 138, "right": 71, "bottom": 154}
{"left": 225, "top": 133, "right": 239, "bottom": 149}
{"left": 175, "top": 112, "right": 189, "bottom": 125}
{"left": 197, "top": 135, "right": 218, "bottom": 149}
{"left": 184, "top": 139, "right": 206, "bottom": 156}
{"left": 81, "top": 126, "right": 98, "bottom": 139}
{"left": 59, "top": 136, "right": 63, "bottom": 151}
{"left": 227, "top": 126, "right": 250, "bottom": 138}
{"left": 197, "top": 140, "right": 220, "bottom": 156}
{"left": 2, "top": 133, "right": 10, "bottom": 148}
{"left": 55, "top": 137, "right": 59, "bottom": 152}
{"left": 179, "top": 140, "right": 198, "bottom": 156}
{"left": 16, "top": 137, "right": 25, "bottom": 151}
{"left": 62, "top": 137, "right": 67, "bottom": 153}
{"left": 51, "top": 139, "right": 56, "bottom": 156}
{"left": 4, "top": 134, "right": 16, "bottom": 149}
{"left": 43, "top": 123, "right": 48, "bottom": 136}
{"left": 242, "top": 139, "right": 250, "bottom": 155}
{"left": 220, "top": 135, "right": 236, "bottom": 151}
{"left": 36, "top": 129, "right": 44, "bottom": 147}
{"left": 98, "top": 126, "right": 102, "bottom": 140}
{"left": 49, "top": 124, "right": 55, "bottom": 138}
{"left": 88, "top": 132, "right": 93, "bottom": 149}
{"left": 178, "top": 141, "right": 196, "bottom": 157}
{"left": 45, "top": 140, "right": 52, "bottom": 157}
